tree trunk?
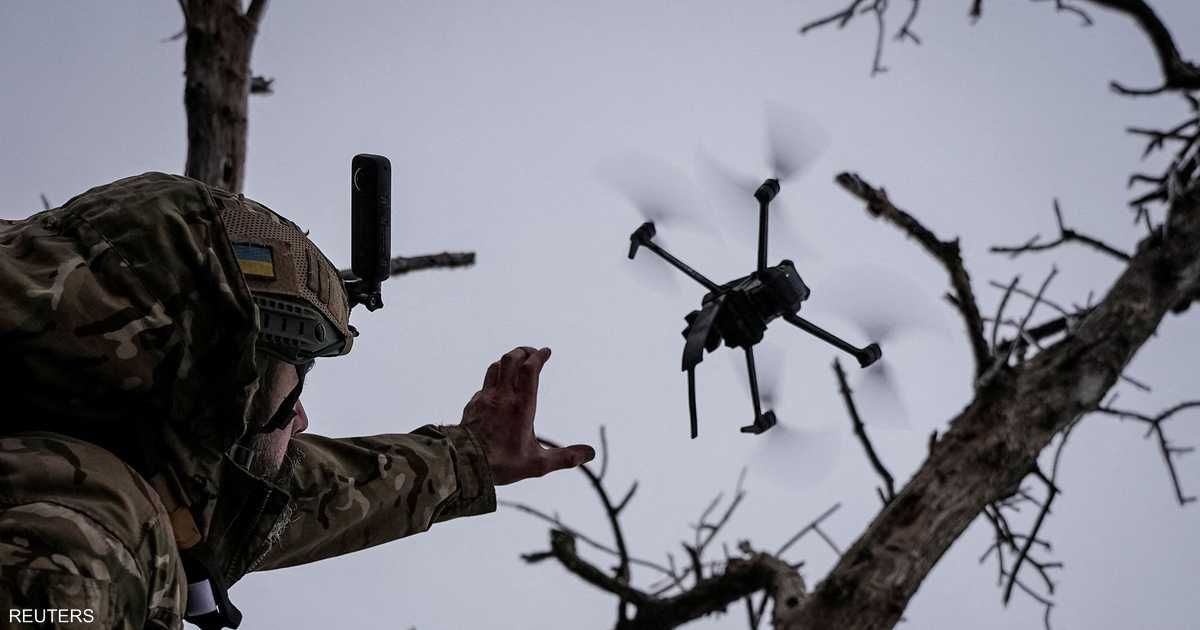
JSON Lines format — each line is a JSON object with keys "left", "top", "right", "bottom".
{"left": 182, "top": 0, "right": 267, "bottom": 193}
{"left": 778, "top": 189, "right": 1200, "bottom": 628}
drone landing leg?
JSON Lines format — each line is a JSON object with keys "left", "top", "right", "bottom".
{"left": 740, "top": 346, "right": 776, "bottom": 434}
{"left": 757, "top": 199, "right": 769, "bottom": 273}
{"left": 783, "top": 313, "right": 882, "bottom": 368}
{"left": 687, "top": 367, "right": 699, "bottom": 439}
{"left": 639, "top": 239, "right": 719, "bottom": 291}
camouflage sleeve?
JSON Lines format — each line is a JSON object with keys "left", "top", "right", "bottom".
{"left": 252, "top": 424, "right": 496, "bottom": 571}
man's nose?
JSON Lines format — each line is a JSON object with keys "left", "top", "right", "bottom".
{"left": 293, "top": 400, "right": 309, "bottom": 434}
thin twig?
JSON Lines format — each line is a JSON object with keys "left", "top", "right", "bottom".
{"left": 989, "top": 280, "right": 1074, "bottom": 320}
{"left": 895, "top": 0, "right": 922, "bottom": 44}
{"left": 1091, "top": 0, "right": 1200, "bottom": 95}
{"left": 991, "top": 276, "right": 1021, "bottom": 352}
{"left": 981, "top": 266, "right": 1059, "bottom": 383}
{"left": 1095, "top": 401, "right": 1200, "bottom": 505}
{"left": 990, "top": 199, "right": 1131, "bottom": 262}
{"left": 339, "top": 251, "right": 476, "bottom": 280}
{"left": 798, "top": 0, "right": 869, "bottom": 34}
{"left": 1033, "top": 0, "right": 1093, "bottom": 26}
{"left": 833, "top": 358, "right": 896, "bottom": 502}
{"left": 994, "top": 308, "right": 1091, "bottom": 357}
{"left": 776, "top": 503, "right": 843, "bottom": 557}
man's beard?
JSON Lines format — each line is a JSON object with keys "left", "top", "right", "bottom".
{"left": 240, "top": 434, "right": 304, "bottom": 570}
{"left": 243, "top": 430, "right": 302, "bottom": 482}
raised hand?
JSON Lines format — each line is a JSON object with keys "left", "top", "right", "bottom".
{"left": 461, "top": 346, "right": 595, "bottom": 485}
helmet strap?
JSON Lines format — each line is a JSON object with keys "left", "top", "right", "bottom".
{"left": 257, "top": 369, "right": 306, "bottom": 434}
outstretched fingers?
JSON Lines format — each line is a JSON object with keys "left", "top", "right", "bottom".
{"left": 498, "top": 346, "right": 536, "bottom": 390}
{"left": 535, "top": 443, "right": 596, "bottom": 477}
{"left": 516, "top": 347, "right": 552, "bottom": 395}
{"left": 483, "top": 360, "right": 500, "bottom": 388}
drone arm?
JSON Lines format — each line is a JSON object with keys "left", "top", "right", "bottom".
{"left": 783, "top": 313, "right": 882, "bottom": 368}
{"left": 757, "top": 198, "right": 769, "bottom": 273}
{"left": 630, "top": 223, "right": 719, "bottom": 291}
{"left": 642, "top": 240, "right": 719, "bottom": 291}
{"left": 754, "top": 179, "right": 780, "bottom": 273}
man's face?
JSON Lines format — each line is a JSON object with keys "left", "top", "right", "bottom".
{"left": 245, "top": 357, "right": 310, "bottom": 479}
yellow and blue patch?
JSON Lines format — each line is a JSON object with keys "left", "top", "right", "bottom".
{"left": 233, "top": 242, "right": 275, "bottom": 279}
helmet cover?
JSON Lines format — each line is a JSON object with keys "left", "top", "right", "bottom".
{"left": 218, "top": 195, "right": 353, "bottom": 362}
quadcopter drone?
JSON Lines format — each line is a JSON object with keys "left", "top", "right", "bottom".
{"left": 626, "top": 176, "right": 882, "bottom": 438}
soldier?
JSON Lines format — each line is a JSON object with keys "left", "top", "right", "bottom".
{"left": 0, "top": 172, "right": 595, "bottom": 629}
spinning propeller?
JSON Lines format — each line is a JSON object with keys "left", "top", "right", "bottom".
{"left": 605, "top": 104, "right": 883, "bottom": 438}
{"left": 813, "top": 266, "right": 948, "bottom": 428}
{"left": 730, "top": 344, "right": 842, "bottom": 484}
{"left": 699, "top": 102, "right": 829, "bottom": 261}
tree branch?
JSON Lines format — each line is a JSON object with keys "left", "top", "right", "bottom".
{"left": 802, "top": 0, "right": 1197, "bottom": 94}
{"left": 514, "top": 432, "right": 843, "bottom": 629}
{"left": 835, "top": 172, "right": 991, "bottom": 377}
{"left": 895, "top": 0, "right": 923, "bottom": 44}
{"left": 531, "top": 521, "right": 813, "bottom": 629}
{"left": 181, "top": 0, "right": 265, "bottom": 192}
{"left": 339, "top": 252, "right": 477, "bottom": 281}
{"left": 834, "top": 359, "right": 896, "bottom": 503}
{"left": 1095, "top": 401, "right": 1200, "bottom": 505}
{"left": 388, "top": 252, "right": 476, "bottom": 276}
{"left": 776, "top": 175, "right": 1200, "bottom": 630}
{"left": 541, "top": 433, "right": 637, "bottom": 588}
{"left": 798, "top": 0, "right": 870, "bottom": 35}
{"left": 1083, "top": 0, "right": 1200, "bottom": 95}
{"left": 544, "top": 530, "right": 654, "bottom": 607}
{"left": 990, "top": 199, "right": 1131, "bottom": 262}
{"left": 1036, "top": 0, "right": 1094, "bottom": 27}
{"left": 997, "top": 422, "right": 1076, "bottom": 620}
{"left": 994, "top": 309, "right": 1090, "bottom": 357}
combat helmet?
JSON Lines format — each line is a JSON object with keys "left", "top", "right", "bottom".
{"left": 217, "top": 153, "right": 392, "bottom": 373}
{"left": 215, "top": 194, "right": 355, "bottom": 435}
{"left": 219, "top": 197, "right": 353, "bottom": 365}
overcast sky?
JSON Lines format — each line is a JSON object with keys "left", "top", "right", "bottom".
{"left": 3, "top": 1, "right": 1199, "bottom": 629}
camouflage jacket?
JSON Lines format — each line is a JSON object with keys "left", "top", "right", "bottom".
{"left": 0, "top": 174, "right": 496, "bottom": 628}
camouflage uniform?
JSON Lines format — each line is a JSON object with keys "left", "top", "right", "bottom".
{"left": 0, "top": 173, "right": 495, "bottom": 629}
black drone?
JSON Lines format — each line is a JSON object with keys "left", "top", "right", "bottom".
{"left": 626, "top": 175, "right": 882, "bottom": 439}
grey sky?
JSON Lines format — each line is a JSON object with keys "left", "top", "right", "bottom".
{"left": 3, "top": 1, "right": 1199, "bottom": 628}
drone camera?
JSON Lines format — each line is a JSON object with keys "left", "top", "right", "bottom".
{"left": 761, "top": 260, "right": 810, "bottom": 312}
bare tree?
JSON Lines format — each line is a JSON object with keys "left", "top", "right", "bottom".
{"left": 177, "top": 0, "right": 268, "bottom": 193}
{"left": 175, "top": 0, "right": 474, "bottom": 274}
{"left": 509, "top": 2, "right": 1200, "bottom": 628}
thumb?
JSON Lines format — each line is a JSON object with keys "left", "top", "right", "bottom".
{"left": 542, "top": 444, "right": 596, "bottom": 473}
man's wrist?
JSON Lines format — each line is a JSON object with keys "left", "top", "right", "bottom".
{"left": 438, "top": 424, "right": 497, "bottom": 516}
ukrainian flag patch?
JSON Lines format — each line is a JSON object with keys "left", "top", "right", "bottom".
{"left": 233, "top": 242, "right": 276, "bottom": 279}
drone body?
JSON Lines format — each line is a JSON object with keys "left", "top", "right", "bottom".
{"left": 627, "top": 178, "right": 882, "bottom": 438}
